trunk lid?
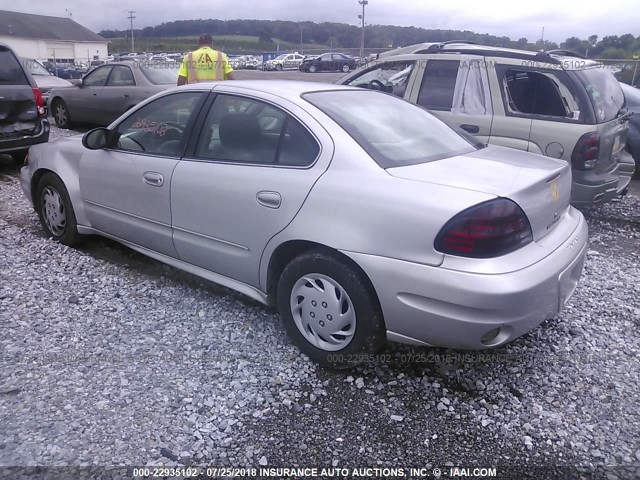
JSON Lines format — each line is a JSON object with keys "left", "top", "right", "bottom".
{"left": 386, "top": 145, "right": 572, "bottom": 241}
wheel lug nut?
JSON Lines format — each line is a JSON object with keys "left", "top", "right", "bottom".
{"left": 311, "top": 301, "right": 317, "bottom": 307}
{"left": 322, "top": 302, "right": 328, "bottom": 308}
{"left": 327, "top": 314, "right": 332, "bottom": 321}
{"left": 319, "top": 321, "right": 325, "bottom": 327}
{"left": 310, "top": 312, "right": 315, "bottom": 318}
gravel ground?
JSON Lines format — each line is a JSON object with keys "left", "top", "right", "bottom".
{"left": 0, "top": 126, "right": 639, "bottom": 479}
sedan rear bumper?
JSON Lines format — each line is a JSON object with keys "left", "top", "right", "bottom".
{"left": 343, "top": 211, "right": 588, "bottom": 350}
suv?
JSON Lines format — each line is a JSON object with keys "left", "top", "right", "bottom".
{"left": 0, "top": 44, "right": 49, "bottom": 163}
{"left": 339, "top": 42, "right": 634, "bottom": 206}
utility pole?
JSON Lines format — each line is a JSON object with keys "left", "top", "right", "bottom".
{"left": 300, "top": 27, "right": 304, "bottom": 55}
{"left": 359, "top": 0, "right": 368, "bottom": 64}
{"left": 127, "top": 10, "right": 136, "bottom": 53}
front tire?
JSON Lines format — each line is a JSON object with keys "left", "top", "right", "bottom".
{"left": 342, "top": 63, "right": 351, "bottom": 73}
{"left": 277, "top": 250, "right": 385, "bottom": 369}
{"left": 308, "top": 64, "right": 317, "bottom": 73}
{"left": 36, "top": 173, "right": 82, "bottom": 246}
{"left": 52, "top": 98, "right": 72, "bottom": 129}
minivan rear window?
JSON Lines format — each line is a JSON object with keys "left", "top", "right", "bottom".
{"left": 0, "top": 47, "right": 29, "bottom": 85}
{"left": 575, "top": 68, "right": 625, "bottom": 123}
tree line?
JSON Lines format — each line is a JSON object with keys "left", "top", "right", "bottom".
{"left": 99, "top": 19, "right": 640, "bottom": 59}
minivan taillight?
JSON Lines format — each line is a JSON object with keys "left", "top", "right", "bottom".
{"left": 571, "top": 132, "right": 600, "bottom": 170}
{"left": 434, "top": 198, "right": 533, "bottom": 258}
{"left": 32, "top": 88, "right": 46, "bottom": 116}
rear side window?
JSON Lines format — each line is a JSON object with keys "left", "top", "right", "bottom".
{"left": 107, "top": 66, "right": 136, "bottom": 86}
{"left": 417, "top": 60, "right": 459, "bottom": 110}
{"left": 575, "top": 68, "right": 625, "bottom": 123}
{"left": 500, "top": 69, "right": 583, "bottom": 121}
{"left": 0, "top": 48, "right": 29, "bottom": 85}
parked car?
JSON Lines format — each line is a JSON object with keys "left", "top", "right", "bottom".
{"left": 43, "top": 62, "right": 83, "bottom": 80}
{"left": 21, "top": 58, "right": 73, "bottom": 101}
{"left": 21, "top": 81, "right": 587, "bottom": 368}
{"left": 620, "top": 82, "right": 640, "bottom": 178}
{"left": 339, "top": 42, "right": 634, "bottom": 206}
{"left": 265, "top": 53, "right": 305, "bottom": 71}
{"left": 300, "top": 52, "right": 357, "bottom": 73}
{"left": 0, "top": 44, "right": 49, "bottom": 162}
{"left": 48, "top": 61, "right": 178, "bottom": 128}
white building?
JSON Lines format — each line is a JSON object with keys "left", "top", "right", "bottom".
{"left": 0, "top": 10, "right": 108, "bottom": 64}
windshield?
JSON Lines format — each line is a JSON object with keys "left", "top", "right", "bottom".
{"left": 304, "top": 90, "right": 477, "bottom": 168}
{"left": 139, "top": 65, "right": 179, "bottom": 85}
{"left": 273, "top": 55, "right": 288, "bottom": 61}
{"left": 575, "top": 67, "right": 625, "bottom": 123}
{"left": 23, "top": 58, "right": 51, "bottom": 76}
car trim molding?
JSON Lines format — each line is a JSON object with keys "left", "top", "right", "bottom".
{"left": 84, "top": 200, "right": 170, "bottom": 228}
{"left": 172, "top": 226, "right": 250, "bottom": 251}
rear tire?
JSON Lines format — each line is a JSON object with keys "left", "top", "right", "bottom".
{"left": 10, "top": 150, "right": 28, "bottom": 164}
{"left": 277, "top": 250, "right": 385, "bottom": 369}
{"left": 52, "top": 99, "right": 72, "bottom": 129}
{"left": 342, "top": 64, "right": 350, "bottom": 73}
{"left": 36, "top": 173, "right": 83, "bottom": 246}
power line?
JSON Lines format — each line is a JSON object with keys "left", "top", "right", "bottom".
{"left": 127, "top": 10, "right": 136, "bottom": 53}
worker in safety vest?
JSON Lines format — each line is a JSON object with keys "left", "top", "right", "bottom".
{"left": 177, "top": 34, "right": 235, "bottom": 85}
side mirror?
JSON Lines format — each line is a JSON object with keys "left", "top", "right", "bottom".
{"left": 82, "top": 127, "right": 110, "bottom": 150}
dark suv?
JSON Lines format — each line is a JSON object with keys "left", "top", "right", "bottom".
{"left": 0, "top": 43, "right": 49, "bottom": 162}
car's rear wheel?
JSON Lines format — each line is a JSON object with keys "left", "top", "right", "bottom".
{"left": 10, "top": 150, "right": 28, "bottom": 164}
{"left": 52, "top": 99, "right": 72, "bottom": 129}
{"left": 277, "top": 250, "right": 385, "bottom": 369}
{"left": 342, "top": 63, "right": 351, "bottom": 73}
{"left": 36, "top": 173, "right": 82, "bottom": 246}
{"left": 308, "top": 65, "right": 317, "bottom": 73}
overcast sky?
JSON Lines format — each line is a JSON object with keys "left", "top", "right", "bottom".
{"left": 8, "top": 1, "right": 640, "bottom": 43}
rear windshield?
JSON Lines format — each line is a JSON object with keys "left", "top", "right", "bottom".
{"left": 575, "top": 68, "right": 625, "bottom": 123}
{"left": 304, "top": 90, "right": 477, "bottom": 168}
{"left": 139, "top": 64, "right": 179, "bottom": 85}
{"left": 0, "top": 48, "right": 29, "bottom": 85}
{"left": 22, "top": 58, "right": 51, "bottom": 76}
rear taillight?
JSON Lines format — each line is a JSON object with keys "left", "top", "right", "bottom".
{"left": 435, "top": 198, "right": 533, "bottom": 258}
{"left": 32, "top": 88, "right": 46, "bottom": 116}
{"left": 571, "top": 132, "right": 600, "bottom": 170}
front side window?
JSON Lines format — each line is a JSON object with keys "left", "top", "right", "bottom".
{"left": 114, "top": 92, "right": 204, "bottom": 156}
{"left": 83, "top": 66, "right": 112, "bottom": 87}
{"left": 194, "top": 94, "right": 319, "bottom": 167}
{"left": 305, "top": 90, "right": 476, "bottom": 168}
{"left": 344, "top": 60, "right": 416, "bottom": 97}
{"left": 107, "top": 66, "right": 136, "bottom": 86}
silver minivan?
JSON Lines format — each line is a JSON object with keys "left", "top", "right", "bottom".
{"left": 339, "top": 42, "right": 634, "bottom": 206}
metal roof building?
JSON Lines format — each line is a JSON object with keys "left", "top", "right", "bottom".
{"left": 0, "top": 9, "right": 108, "bottom": 63}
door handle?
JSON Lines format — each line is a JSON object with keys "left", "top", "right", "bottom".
{"left": 143, "top": 171, "right": 164, "bottom": 187}
{"left": 123, "top": 94, "right": 129, "bottom": 98}
{"left": 256, "top": 191, "right": 281, "bottom": 209}
{"left": 460, "top": 124, "right": 480, "bottom": 134}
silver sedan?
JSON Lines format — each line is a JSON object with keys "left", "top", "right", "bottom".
{"left": 20, "top": 81, "right": 588, "bottom": 368}
{"left": 48, "top": 60, "right": 178, "bottom": 129}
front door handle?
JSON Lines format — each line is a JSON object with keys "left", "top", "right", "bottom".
{"left": 143, "top": 171, "right": 164, "bottom": 187}
{"left": 460, "top": 124, "right": 480, "bottom": 134}
{"left": 257, "top": 191, "right": 281, "bottom": 209}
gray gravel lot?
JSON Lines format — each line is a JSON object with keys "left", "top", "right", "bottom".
{"left": 1, "top": 93, "right": 639, "bottom": 478}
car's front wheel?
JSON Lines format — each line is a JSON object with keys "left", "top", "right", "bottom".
{"left": 52, "top": 98, "right": 72, "bottom": 129}
{"left": 308, "top": 64, "right": 317, "bottom": 73}
{"left": 277, "top": 250, "right": 385, "bottom": 369}
{"left": 342, "top": 63, "right": 351, "bottom": 73}
{"left": 36, "top": 173, "right": 82, "bottom": 246}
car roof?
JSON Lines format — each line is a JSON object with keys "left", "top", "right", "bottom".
{"left": 177, "top": 79, "right": 359, "bottom": 98}
{"left": 377, "top": 41, "right": 600, "bottom": 69}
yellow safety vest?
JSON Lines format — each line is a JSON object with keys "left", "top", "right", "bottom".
{"left": 186, "top": 48, "right": 224, "bottom": 83}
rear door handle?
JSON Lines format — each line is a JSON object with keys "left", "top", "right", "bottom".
{"left": 460, "top": 124, "right": 480, "bottom": 134}
{"left": 143, "top": 171, "right": 164, "bottom": 187}
{"left": 256, "top": 191, "right": 281, "bottom": 209}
